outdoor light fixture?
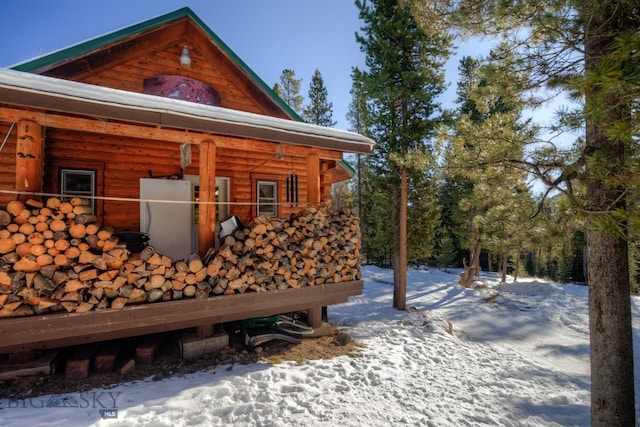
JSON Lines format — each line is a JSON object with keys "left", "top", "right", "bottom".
{"left": 179, "top": 46, "right": 191, "bottom": 67}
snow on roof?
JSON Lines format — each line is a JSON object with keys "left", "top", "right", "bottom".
{"left": 0, "top": 68, "right": 375, "bottom": 154}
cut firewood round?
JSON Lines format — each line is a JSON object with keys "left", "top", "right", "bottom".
{"left": 6, "top": 201, "right": 25, "bottom": 216}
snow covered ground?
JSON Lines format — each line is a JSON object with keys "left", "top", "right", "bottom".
{"left": 2, "top": 265, "right": 640, "bottom": 426}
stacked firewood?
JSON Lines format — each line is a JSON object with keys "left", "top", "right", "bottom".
{"left": 0, "top": 198, "right": 129, "bottom": 317}
{"left": 0, "top": 198, "right": 361, "bottom": 318}
{"left": 206, "top": 206, "right": 361, "bottom": 295}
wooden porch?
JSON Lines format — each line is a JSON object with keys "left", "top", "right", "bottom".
{"left": 0, "top": 280, "right": 362, "bottom": 354}
{"left": 0, "top": 8, "right": 374, "bottom": 359}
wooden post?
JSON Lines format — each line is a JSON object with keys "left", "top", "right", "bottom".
{"left": 15, "top": 119, "right": 44, "bottom": 203}
{"left": 195, "top": 323, "right": 214, "bottom": 338}
{"left": 306, "top": 306, "right": 323, "bottom": 329}
{"left": 307, "top": 153, "right": 320, "bottom": 203}
{"left": 198, "top": 140, "right": 216, "bottom": 257}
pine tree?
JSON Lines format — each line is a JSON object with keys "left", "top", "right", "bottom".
{"left": 302, "top": 69, "right": 336, "bottom": 127}
{"left": 359, "top": 163, "right": 394, "bottom": 266}
{"left": 346, "top": 68, "right": 370, "bottom": 135}
{"left": 433, "top": 232, "right": 457, "bottom": 271}
{"left": 346, "top": 67, "right": 371, "bottom": 221}
{"left": 272, "top": 83, "right": 282, "bottom": 98}
{"left": 273, "top": 69, "right": 304, "bottom": 114}
{"left": 355, "top": 0, "right": 452, "bottom": 308}
{"left": 433, "top": 173, "right": 472, "bottom": 268}
{"left": 406, "top": 0, "right": 640, "bottom": 422}
{"left": 440, "top": 54, "right": 534, "bottom": 284}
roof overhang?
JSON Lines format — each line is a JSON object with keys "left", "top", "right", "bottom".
{"left": 323, "top": 160, "right": 358, "bottom": 183}
{"left": 0, "top": 69, "right": 375, "bottom": 155}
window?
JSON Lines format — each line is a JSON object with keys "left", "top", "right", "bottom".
{"left": 187, "top": 176, "right": 230, "bottom": 225}
{"left": 185, "top": 175, "right": 231, "bottom": 254}
{"left": 257, "top": 181, "right": 277, "bottom": 217}
{"left": 60, "top": 169, "right": 96, "bottom": 209}
{"left": 215, "top": 177, "right": 230, "bottom": 222}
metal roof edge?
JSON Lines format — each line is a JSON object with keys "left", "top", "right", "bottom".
{"left": 338, "top": 159, "right": 357, "bottom": 177}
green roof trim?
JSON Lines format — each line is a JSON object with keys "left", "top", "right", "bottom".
{"left": 11, "top": 7, "right": 303, "bottom": 122}
{"left": 339, "top": 159, "right": 357, "bottom": 177}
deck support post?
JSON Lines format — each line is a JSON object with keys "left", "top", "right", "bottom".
{"left": 195, "top": 324, "right": 215, "bottom": 338}
{"left": 306, "top": 306, "right": 323, "bottom": 329}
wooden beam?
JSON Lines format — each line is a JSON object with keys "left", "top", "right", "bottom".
{"left": 15, "top": 119, "right": 44, "bottom": 203}
{"left": 0, "top": 280, "right": 363, "bottom": 354}
{"left": 0, "top": 106, "right": 342, "bottom": 160}
{"left": 198, "top": 140, "right": 216, "bottom": 257}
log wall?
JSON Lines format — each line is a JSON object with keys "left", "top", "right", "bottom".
{"left": 2, "top": 15, "right": 342, "bottom": 218}
{"left": 41, "top": 128, "right": 316, "bottom": 229}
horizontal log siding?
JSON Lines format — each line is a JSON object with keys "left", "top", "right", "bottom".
{"left": 0, "top": 123, "right": 16, "bottom": 206}
{"left": 211, "top": 147, "right": 310, "bottom": 221}
{"left": 45, "top": 129, "right": 188, "bottom": 230}
{"left": 43, "top": 129, "right": 311, "bottom": 230}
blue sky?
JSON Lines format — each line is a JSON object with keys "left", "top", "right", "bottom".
{"left": 1, "top": 1, "right": 477, "bottom": 131}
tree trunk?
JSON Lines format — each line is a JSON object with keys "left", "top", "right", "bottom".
{"left": 500, "top": 251, "right": 507, "bottom": 283}
{"left": 513, "top": 249, "right": 521, "bottom": 282}
{"left": 583, "top": 2, "right": 635, "bottom": 424}
{"left": 393, "top": 167, "right": 407, "bottom": 310}
{"left": 471, "top": 243, "right": 480, "bottom": 279}
{"left": 587, "top": 230, "right": 633, "bottom": 425}
{"left": 459, "top": 242, "right": 481, "bottom": 288}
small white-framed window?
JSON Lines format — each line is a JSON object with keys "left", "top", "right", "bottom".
{"left": 60, "top": 168, "right": 96, "bottom": 209}
{"left": 257, "top": 180, "right": 277, "bottom": 217}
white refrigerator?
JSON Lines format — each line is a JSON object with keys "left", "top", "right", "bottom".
{"left": 139, "top": 178, "right": 193, "bottom": 261}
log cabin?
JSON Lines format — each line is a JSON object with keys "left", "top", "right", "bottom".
{"left": 0, "top": 8, "right": 374, "bottom": 355}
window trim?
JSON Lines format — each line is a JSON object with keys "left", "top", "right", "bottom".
{"left": 48, "top": 160, "right": 104, "bottom": 221}
{"left": 59, "top": 168, "right": 97, "bottom": 210}
{"left": 256, "top": 180, "right": 278, "bottom": 217}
